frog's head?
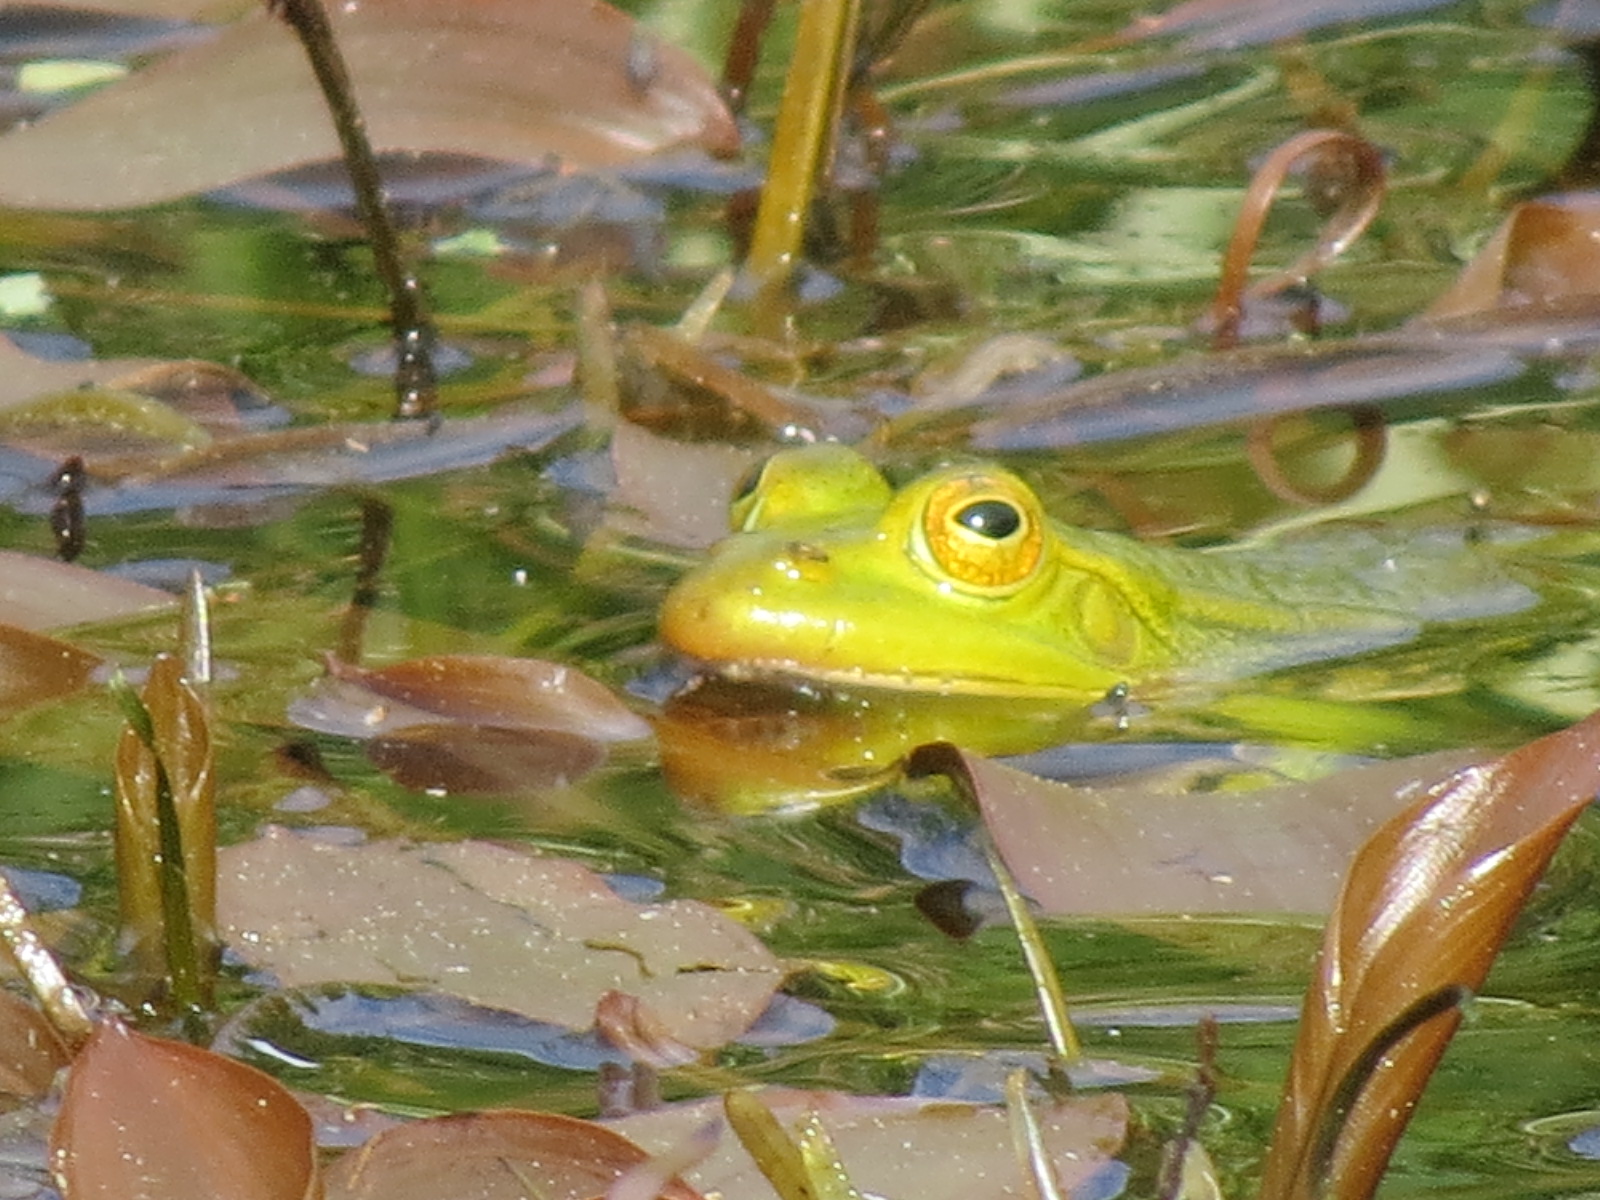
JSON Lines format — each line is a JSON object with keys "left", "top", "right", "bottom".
{"left": 660, "top": 449, "right": 1159, "bottom": 698}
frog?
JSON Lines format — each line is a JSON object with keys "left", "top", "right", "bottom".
{"left": 659, "top": 445, "right": 1539, "bottom": 702}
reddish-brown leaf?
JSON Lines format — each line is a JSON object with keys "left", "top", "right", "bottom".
{"left": 0, "top": 621, "right": 100, "bottom": 717}
{"left": 0, "top": 991, "right": 69, "bottom": 1104}
{"left": 1256, "top": 706, "right": 1600, "bottom": 1200}
{"left": 50, "top": 1017, "right": 319, "bottom": 1200}
{"left": 301, "top": 654, "right": 651, "bottom": 743}
{"left": 324, "top": 1110, "right": 704, "bottom": 1200}
{"left": 0, "top": 0, "right": 738, "bottom": 211}
{"left": 1424, "top": 193, "right": 1600, "bottom": 322}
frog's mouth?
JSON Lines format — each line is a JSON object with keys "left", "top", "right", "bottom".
{"left": 669, "top": 650, "right": 1111, "bottom": 703}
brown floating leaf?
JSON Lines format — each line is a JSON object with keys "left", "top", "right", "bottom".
{"left": 324, "top": 1109, "right": 705, "bottom": 1200}
{"left": 0, "top": 0, "right": 738, "bottom": 211}
{"left": 1423, "top": 193, "right": 1600, "bottom": 322}
{"left": 1256, "top": 706, "right": 1600, "bottom": 1200}
{"left": 610, "top": 1086, "right": 1129, "bottom": 1200}
{"left": 0, "top": 550, "right": 175, "bottom": 632}
{"left": 291, "top": 655, "right": 648, "bottom": 792}
{"left": 50, "top": 1017, "right": 318, "bottom": 1200}
{"left": 907, "top": 743, "right": 1487, "bottom": 917}
{"left": 0, "top": 991, "right": 69, "bottom": 1104}
{"left": 298, "top": 654, "right": 651, "bottom": 742}
{"left": 0, "top": 620, "right": 100, "bottom": 716}
{"left": 218, "top": 831, "right": 784, "bottom": 1049}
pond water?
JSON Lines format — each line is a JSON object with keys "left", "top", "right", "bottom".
{"left": 7, "top": 0, "right": 1600, "bottom": 1195}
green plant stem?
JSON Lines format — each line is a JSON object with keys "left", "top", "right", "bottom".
{"left": 745, "top": 0, "right": 861, "bottom": 321}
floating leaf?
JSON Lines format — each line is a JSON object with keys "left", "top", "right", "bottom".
{"left": 0, "top": 620, "right": 100, "bottom": 715}
{"left": 907, "top": 743, "right": 1487, "bottom": 916}
{"left": 879, "top": 339, "right": 1523, "bottom": 454}
{"left": 0, "top": 333, "right": 160, "bottom": 413}
{"left": 289, "top": 654, "right": 649, "bottom": 794}
{"left": 294, "top": 654, "right": 650, "bottom": 743}
{"left": 0, "top": 0, "right": 739, "bottom": 211}
{"left": 611, "top": 1086, "right": 1129, "bottom": 1200}
{"left": 74, "top": 404, "right": 580, "bottom": 519}
{"left": 324, "top": 1109, "right": 705, "bottom": 1200}
{"left": 218, "top": 830, "right": 785, "bottom": 1049}
{"left": 0, "top": 550, "right": 175, "bottom": 631}
{"left": 0, "top": 991, "right": 69, "bottom": 1103}
{"left": 1423, "top": 193, "right": 1600, "bottom": 322}
{"left": 50, "top": 1017, "right": 318, "bottom": 1200}
{"left": 1256, "top": 705, "right": 1600, "bottom": 1200}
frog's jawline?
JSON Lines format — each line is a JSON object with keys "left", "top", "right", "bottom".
{"left": 697, "top": 656, "right": 1121, "bottom": 701}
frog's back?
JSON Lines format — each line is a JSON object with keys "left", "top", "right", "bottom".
{"left": 1072, "top": 524, "right": 1539, "bottom": 682}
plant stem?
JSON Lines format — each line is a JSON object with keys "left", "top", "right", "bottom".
{"left": 745, "top": 0, "right": 862, "bottom": 323}
{"left": 267, "top": 0, "right": 438, "bottom": 420}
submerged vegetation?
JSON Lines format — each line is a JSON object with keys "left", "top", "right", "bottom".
{"left": 4, "top": 0, "right": 1600, "bottom": 1195}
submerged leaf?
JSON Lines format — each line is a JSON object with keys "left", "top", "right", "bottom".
{"left": 218, "top": 831, "right": 784, "bottom": 1049}
{"left": 0, "top": 0, "right": 739, "bottom": 211}
{"left": 363, "top": 723, "right": 606, "bottom": 796}
{"left": 50, "top": 1017, "right": 318, "bottom": 1200}
{"left": 1256, "top": 706, "right": 1600, "bottom": 1200}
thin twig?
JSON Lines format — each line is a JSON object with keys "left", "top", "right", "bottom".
{"left": 984, "top": 841, "right": 1083, "bottom": 1064}
{"left": 267, "top": 0, "right": 438, "bottom": 420}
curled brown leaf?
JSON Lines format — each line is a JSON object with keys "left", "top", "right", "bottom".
{"left": 1211, "top": 129, "right": 1387, "bottom": 349}
{"left": 1257, "top": 706, "right": 1600, "bottom": 1200}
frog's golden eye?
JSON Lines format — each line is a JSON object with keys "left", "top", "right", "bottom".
{"left": 919, "top": 473, "right": 1044, "bottom": 593}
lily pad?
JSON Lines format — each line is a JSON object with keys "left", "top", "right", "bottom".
{"left": 218, "top": 830, "right": 786, "bottom": 1050}
{"left": 908, "top": 743, "right": 1490, "bottom": 916}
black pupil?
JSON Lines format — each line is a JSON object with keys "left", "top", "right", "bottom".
{"left": 955, "top": 499, "right": 1021, "bottom": 540}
